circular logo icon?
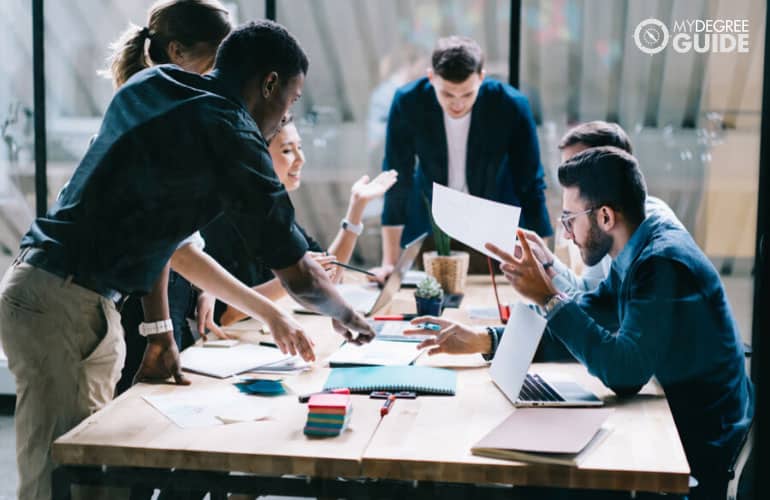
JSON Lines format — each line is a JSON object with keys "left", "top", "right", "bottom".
{"left": 634, "top": 18, "right": 669, "bottom": 54}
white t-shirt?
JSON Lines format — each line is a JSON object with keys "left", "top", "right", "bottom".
{"left": 443, "top": 111, "right": 472, "bottom": 192}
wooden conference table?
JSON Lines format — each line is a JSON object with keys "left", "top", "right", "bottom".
{"left": 52, "top": 276, "right": 690, "bottom": 498}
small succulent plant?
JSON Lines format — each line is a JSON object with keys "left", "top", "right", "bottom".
{"left": 415, "top": 276, "right": 444, "bottom": 300}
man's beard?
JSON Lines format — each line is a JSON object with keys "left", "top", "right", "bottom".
{"left": 580, "top": 217, "right": 613, "bottom": 267}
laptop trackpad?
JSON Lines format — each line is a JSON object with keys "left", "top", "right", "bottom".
{"left": 552, "top": 381, "right": 604, "bottom": 404}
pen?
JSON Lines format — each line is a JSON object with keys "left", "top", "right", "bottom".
{"left": 259, "top": 340, "right": 278, "bottom": 348}
{"left": 370, "top": 391, "right": 416, "bottom": 399}
{"left": 415, "top": 322, "right": 441, "bottom": 331}
{"left": 380, "top": 394, "right": 396, "bottom": 416}
{"left": 373, "top": 314, "right": 418, "bottom": 321}
{"left": 329, "top": 261, "right": 377, "bottom": 277}
{"left": 298, "top": 388, "right": 350, "bottom": 403}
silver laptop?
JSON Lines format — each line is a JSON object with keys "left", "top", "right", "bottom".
{"left": 490, "top": 303, "right": 603, "bottom": 407}
{"left": 338, "top": 233, "right": 427, "bottom": 316}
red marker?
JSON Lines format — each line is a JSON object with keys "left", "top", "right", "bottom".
{"left": 373, "top": 314, "right": 418, "bottom": 321}
{"left": 380, "top": 394, "right": 396, "bottom": 416}
{"left": 297, "top": 388, "right": 350, "bottom": 403}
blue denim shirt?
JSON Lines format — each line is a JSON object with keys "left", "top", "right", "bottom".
{"left": 543, "top": 214, "right": 754, "bottom": 480}
{"left": 380, "top": 77, "right": 553, "bottom": 242}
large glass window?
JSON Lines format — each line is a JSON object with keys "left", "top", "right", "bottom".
{"left": 41, "top": 1, "right": 255, "bottom": 207}
{"left": 0, "top": 1, "right": 35, "bottom": 274}
{"left": 276, "top": 0, "right": 511, "bottom": 265}
{"left": 520, "top": 0, "right": 764, "bottom": 344}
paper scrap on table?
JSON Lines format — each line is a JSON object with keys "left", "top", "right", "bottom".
{"left": 431, "top": 183, "right": 521, "bottom": 261}
{"left": 468, "top": 307, "right": 503, "bottom": 320}
{"left": 143, "top": 388, "right": 272, "bottom": 428}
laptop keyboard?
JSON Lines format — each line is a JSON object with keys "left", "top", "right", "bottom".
{"left": 518, "top": 373, "right": 565, "bottom": 402}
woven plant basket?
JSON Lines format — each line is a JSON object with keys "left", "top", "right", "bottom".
{"left": 422, "top": 251, "right": 470, "bottom": 294}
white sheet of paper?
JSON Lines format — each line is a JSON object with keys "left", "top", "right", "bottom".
{"left": 431, "top": 183, "right": 521, "bottom": 260}
{"left": 181, "top": 343, "right": 290, "bottom": 378}
{"left": 248, "top": 355, "right": 310, "bottom": 374}
{"left": 143, "top": 387, "right": 272, "bottom": 428}
{"left": 328, "top": 339, "right": 423, "bottom": 366}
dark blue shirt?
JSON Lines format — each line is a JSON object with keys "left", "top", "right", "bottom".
{"left": 201, "top": 218, "right": 323, "bottom": 323}
{"left": 541, "top": 214, "right": 753, "bottom": 480}
{"left": 381, "top": 77, "right": 552, "bottom": 243}
{"left": 21, "top": 65, "right": 309, "bottom": 295}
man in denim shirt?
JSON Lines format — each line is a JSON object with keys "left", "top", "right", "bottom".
{"left": 413, "top": 147, "right": 753, "bottom": 499}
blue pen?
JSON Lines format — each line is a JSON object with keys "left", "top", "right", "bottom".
{"left": 415, "top": 322, "right": 441, "bottom": 332}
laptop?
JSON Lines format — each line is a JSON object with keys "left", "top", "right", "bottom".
{"left": 335, "top": 233, "right": 428, "bottom": 316}
{"left": 489, "top": 303, "right": 603, "bottom": 407}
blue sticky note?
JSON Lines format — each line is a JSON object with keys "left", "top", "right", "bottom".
{"left": 235, "top": 378, "right": 286, "bottom": 396}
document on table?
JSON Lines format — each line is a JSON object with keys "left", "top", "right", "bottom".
{"left": 143, "top": 387, "right": 272, "bottom": 428}
{"left": 328, "top": 339, "right": 424, "bottom": 367}
{"left": 431, "top": 183, "right": 521, "bottom": 260}
{"left": 181, "top": 343, "right": 291, "bottom": 378}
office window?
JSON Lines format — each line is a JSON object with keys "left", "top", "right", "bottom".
{"left": 41, "top": 1, "right": 252, "bottom": 208}
{"left": 275, "top": 0, "right": 511, "bottom": 264}
{"left": 520, "top": 0, "right": 764, "bottom": 342}
{"left": 0, "top": 1, "right": 35, "bottom": 271}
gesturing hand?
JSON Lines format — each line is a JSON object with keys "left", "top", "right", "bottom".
{"left": 332, "top": 311, "right": 376, "bottom": 345}
{"left": 195, "top": 292, "right": 231, "bottom": 341}
{"left": 266, "top": 311, "right": 316, "bottom": 362}
{"left": 403, "top": 316, "right": 490, "bottom": 355}
{"left": 485, "top": 229, "right": 558, "bottom": 306}
{"left": 350, "top": 170, "right": 398, "bottom": 202}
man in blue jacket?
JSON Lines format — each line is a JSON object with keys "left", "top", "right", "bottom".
{"left": 411, "top": 147, "right": 754, "bottom": 499}
{"left": 375, "top": 36, "right": 552, "bottom": 277}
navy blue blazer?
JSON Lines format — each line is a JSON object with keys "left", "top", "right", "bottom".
{"left": 381, "top": 77, "right": 553, "bottom": 243}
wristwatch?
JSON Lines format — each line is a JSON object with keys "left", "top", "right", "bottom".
{"left": 340, "top": 218, "right": 364, "bottom": 235}
{"left": 139, "top": 319, "right": 174, "bottom": 336}
{"left": 542, "top": 293, "right": 566, "bottom": 316}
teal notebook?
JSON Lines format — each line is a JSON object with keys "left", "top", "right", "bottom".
{"left": 323, "top": 366, "right": 457, "bottom": 395}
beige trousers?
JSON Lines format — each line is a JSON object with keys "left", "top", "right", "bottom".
{"left": 0, "top": 262, "right": 126, "bottom": 500}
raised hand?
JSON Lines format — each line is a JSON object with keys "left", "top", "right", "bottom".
{"left": 485, "top": 229, "right": 558, "bottom": 306}
{"left": 350, "top": 170, "right": 398, "bottom": 203}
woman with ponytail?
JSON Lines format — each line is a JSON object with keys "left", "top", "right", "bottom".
{"left": 102, "top": 0, "right": 237, "bottom": 395}
{"left": 105, "top": 0, "right": 230, "bottom": 88}
{"left": 106, "top": 1, "right": 330, "bottom": 399}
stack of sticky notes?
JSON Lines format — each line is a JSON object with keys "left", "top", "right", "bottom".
{"left": 303, "top": 393, "right": 352, "bottom": 437}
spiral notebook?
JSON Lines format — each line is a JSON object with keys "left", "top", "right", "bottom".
{"left": 323, "top": 366, "right": 457, "bottom": 395}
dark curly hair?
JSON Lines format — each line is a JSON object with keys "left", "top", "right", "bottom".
{"left": 214, "top": 19, "right": 309, "bottom": 85}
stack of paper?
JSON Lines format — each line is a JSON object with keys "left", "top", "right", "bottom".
{"left": 180, "top": 343, "right": 290, "bottom": 378}
{"left": 303, "top": 393, "right": 352, "bottom": 437}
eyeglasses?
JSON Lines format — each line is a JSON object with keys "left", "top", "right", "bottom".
{"left": 559, "top": 207, "right": 594, "bottom": 234}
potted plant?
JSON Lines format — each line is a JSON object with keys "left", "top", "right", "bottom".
{"left": 422, "top": 196, "right": 470, "bottom": 294}
{"left": 414, "top": 276, "right": 444, "bottom": 316}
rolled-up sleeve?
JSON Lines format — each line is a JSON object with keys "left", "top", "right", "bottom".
{"left": 216, "top": 123, "right": 308, "bottom": 269}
